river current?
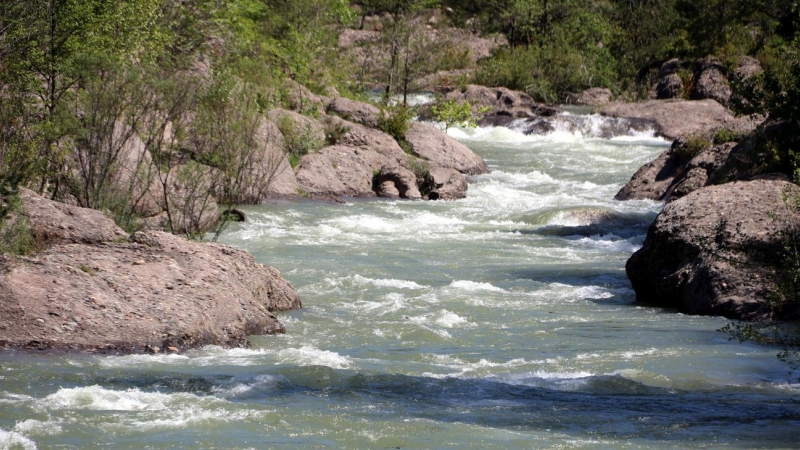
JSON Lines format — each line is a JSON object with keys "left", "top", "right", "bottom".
{"left": 2, "top": 116, "right": 799, "bottom": 449}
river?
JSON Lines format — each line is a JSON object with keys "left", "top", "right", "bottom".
{"left": 1, "top": 115, "right": 799, "bottom": 449}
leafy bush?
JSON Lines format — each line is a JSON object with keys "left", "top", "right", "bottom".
{"left": 675, "top": 133, "right": 712, "bottom": 159}
{"left": 277, "top": 115, "right": 323, "bottom": 168}
{"left": 431, "top": 98, "right": 489, "bottom": 132}
{"left": 378, "top": 102, "right": 415, "bottom": 142}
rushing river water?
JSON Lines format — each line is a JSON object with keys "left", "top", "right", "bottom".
{"left": 2, "top": 116, "right": 800, "bottom": 449}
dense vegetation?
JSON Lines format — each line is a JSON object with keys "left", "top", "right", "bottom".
{"left": 0, "top": 0, "right": 798, "bottom": 220}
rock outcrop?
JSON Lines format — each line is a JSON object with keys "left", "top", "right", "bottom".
{"left": 0, "top": 190, "right": 301, "bottom": 353}
{"left": 615, "top": 121, "right": 784, "bottom": 202}
{"left": 423, "top": 167, "right": 468, "bottom": 200}
{"left": 655, "top": 59, "right": 688, "bottom": 100}
{"left": 327, "top": 97, "right": 381, "bottom": 128}
{"left": 615, "top": 137, "right": 738, "bottom": 202}
{"left": 599, "top": 99, "right": 758, "bottom": 140}
{"left": 627, "top": 180, "right": 800, "bottom": 320}
{"left": 691, "top": 57, "right": 732, "bottom": 106}
{"left": 438, "top": 85, "right": 557, "bottom": 127}
{"left": 405, "top": 122, "right": 488, "bottom": 175}
{"left": 565, "top": 88, "right": 613, "bottom": 106}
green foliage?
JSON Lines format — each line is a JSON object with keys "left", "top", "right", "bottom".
{"left": 474, "top": 0, "right": 620, "bottom": 101}
{"left": 714, "top": 128, "right": 747, "bottom": 145}
{"left": 676, "top": 134, "right": 712, "bottom": 159}
{"left": 277, "top": 116, "right": 324, "bottom": 165}
{"left": 431, "top": 98, "right": 489, "bottom": 132}
{"left": 323, "top": 117, "right": 351, "bottom": 145}
{"left": 378, "top": 102, "right": 416, "bottom": 142}
{"left": 0, "top": 194, "right": 34, "bottom": 256}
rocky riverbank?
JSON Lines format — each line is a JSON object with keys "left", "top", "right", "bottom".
{"left": 613, "top": 102, "right": 798, "bottom": 321}
{"left": 0, "top": 189, "right": 301, "bottom": 353}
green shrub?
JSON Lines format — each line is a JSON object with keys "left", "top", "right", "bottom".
{"left": 323, "top": 117, "right": 350, "bottom": 145}
{"left": 378, "top": 103, "right": 415, "bottom": 142}
{"left": 0, "top": 194, "right": 34, "bottom": 255}
{"left": 676, "top": 133, "right": 712, "bottom": 159}
{"left": 431, "top": 98, "right": 490, "bottom": 132}
{"left": 277, "top": 115, "right": 323, "bottom": 163}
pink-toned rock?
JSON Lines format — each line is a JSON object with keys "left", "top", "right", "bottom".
{"left": 295, "top": 145, "right": 382, "bottom": 198}
{"left": 18, "top": 188, "right": 128, "bottom": 246}
{"left": 405, "top": 122, "right": 488, "bottom": 175}
{"left": 327, "top": 97, "right": 381, "bottom": 128}
{"left": 599, "top": 99, "right": 759, "bottom": 140}
{"left": 375, "top": 164, "right": 422, "bottom": 200}
{"left": 0, "top": 191, "right": 301, "bottom": 354}
{"left": 424, "top": 167, "right": 468, "bottom": 200}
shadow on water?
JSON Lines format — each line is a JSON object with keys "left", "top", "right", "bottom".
{"left": 86, "top": 369, "right": 800, "bottom": 446}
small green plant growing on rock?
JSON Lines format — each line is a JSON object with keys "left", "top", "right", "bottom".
{"left": 431, "top": 98, "right": 490, "bottom": 132}
{"left": 676, "top": 133, "right": 712, "bottom": 159}
{"left": 277, "top": 116, "right": 323, "bottom": 169}
{"left": 713, "top": 128, "right": 746, "bottom": 145}
{"left": 323, "top": 117, "right": 350, "bottom": 145}
{"left": 378, "top": 102, "right": 415, "bottom": 142}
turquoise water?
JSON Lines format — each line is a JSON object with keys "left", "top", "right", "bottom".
{"left": 1, "top": 118, "right": 799, "bottom": 449}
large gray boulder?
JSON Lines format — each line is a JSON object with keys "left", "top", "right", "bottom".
{"left": 627, "top": 179, "right": 800, "bottom": 320}
{"left": 295, "top": 145, "right": 384, "bottom": 198}
{"left": 405, "top": 122, "right": 488, "bottom": 175}
{"left": 0, "top": 191, "right": 301, "bottom": 353}
{"left": 691, "top": 57, "right": 732, "bottom": 106}
{"left": 655, "top": 59, "right": 687, "bottom": 100}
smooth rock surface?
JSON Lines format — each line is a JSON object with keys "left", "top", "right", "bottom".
{"left": 405, "top": 122, "right": 488, "bottom": 175}
{"left": 0, "top": 191, "right": 301, "bottom": 353}
{"left": 599, "top": 99, "right": 758, "bottom": 140}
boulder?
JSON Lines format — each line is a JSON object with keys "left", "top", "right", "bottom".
{"left": 252, "top": 119, "right": 299, "bottom": 199}
{"left": 626, "top": 179, "right": 800, "bottom": 320}
{"left": 18, "top": 188, "right": 129, "bottom": 247}
{"left": 375, "top": 180, "right": 401, "bottom": 199}
{"left": 0, "top": 191, "right": 301, "bottom": 353}
{"left": 615, "top": 138, "right": 737, "bottom": 202}
{"left": 295, "top": 145, "right": 384, "bottom": 198}
{"left": 327, "top": 97, "right": 381, "bottom": 128}
{"left": 732, "top": 56, "right": 763, "bottom": 82}
{"left": 567, "top": 88, "right": 613, "bottom": 106}
{"left": 146, "top": 161, "right": 221, "bottom": 235}
{"left": 223, "top": 119, "right": 297, "bottom": 202}
{"left": 374, "top": 164, "right": 422, "bottom": 200}
{"left": 443, "top": 85, "right": 557, "bottom": 121}
{"left": 267, "top": 109, "right": 326, "bottom": 152}
{"left": 656, "top": 73, "right": 684, "bottom": 100}
{"left": 405, "top": 122, "right": 488, "bottom": 175}
{"left": 599, "top": 99, "right": 759, "bottom": 140}
{"left": 616, "top": 120, "right": 783, "bottom": 203}
{"left": 423, "top": 167, "right": 468, "bottom": 200}
{"left": 282, "top": 80, "right": 326, "bottom": 116}
{"left": 655, "top": 59, "right": 687, "bottom": 99}
{"left": 691, "top": 57, "right": 731, "bottom": 106}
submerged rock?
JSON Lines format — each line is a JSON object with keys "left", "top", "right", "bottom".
{"left": 626, "top": 180, "right": 800, "bottom": 320}
{"left": 0, "top": 190, "right": 301, "bottom": 353}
